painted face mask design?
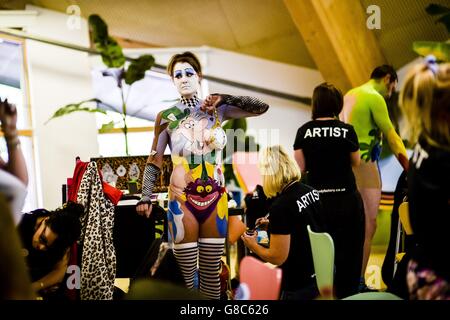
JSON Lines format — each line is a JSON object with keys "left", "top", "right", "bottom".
{"left": 184, "top": 177, "right": 225, "bottom": 223}
{"left": 173, "top": 62, "right": 199, "bottom": 97}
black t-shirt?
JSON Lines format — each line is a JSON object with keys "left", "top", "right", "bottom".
{"left": 293, "top": 119, "right": 359, "bottom": 192}
{"left": 268, "top": 181, "right": 323, "bottom": 292}
{"left": 408, "top": 137, "right": 450, "bottom": 281}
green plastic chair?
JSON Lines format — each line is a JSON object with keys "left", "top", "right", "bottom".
{"left": 342, "top": 291, "right": 402, "bottom": 300}
{"left": 307, "top": 225, "right": 335, "bottom": 298}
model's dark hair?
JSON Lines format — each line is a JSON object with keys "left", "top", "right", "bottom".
{"left": 370, "top": 64, "right": 398, "bottom": 83}
{"left": 311, "top": 82, "right": 343, "bottom": 120}
{"left": 167, "top": 51, "right": 202, "bottom": 78}
{"left": 45, "top": 202, "right": 83, "bottom": 258}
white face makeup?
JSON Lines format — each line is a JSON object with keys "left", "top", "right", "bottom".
{"left": 172, "top": 62, "right": 200, "bottom": 98}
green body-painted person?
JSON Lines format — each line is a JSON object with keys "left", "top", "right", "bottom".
{"left": 340, "top": 65, "right": 408, "bottom": 291}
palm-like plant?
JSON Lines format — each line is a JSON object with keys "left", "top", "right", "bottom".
{"left": 47, "top": 14, "right": 155, "bottom": 155}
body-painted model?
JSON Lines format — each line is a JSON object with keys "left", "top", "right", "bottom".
{"left": 136, "top": 52, "right": 268, "bottom": 299}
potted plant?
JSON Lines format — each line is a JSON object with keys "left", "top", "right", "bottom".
{"left": 47, "top": 14, "right": 155, "bottom": 156}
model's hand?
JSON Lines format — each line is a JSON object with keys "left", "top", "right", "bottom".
{"left": 0, "top": 98, "right": 18, "bottom": 137}
{"left": 200, "top": 94, "right": 221, "bottom": 115}
{"left": 136, "top": 202, "right": 153, "bottom": 218}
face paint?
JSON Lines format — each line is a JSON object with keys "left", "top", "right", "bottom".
{"left": 174, "top": 68, "right": 196, "bottom": 79}
{"left": 172, "top": 62, "right": 199, "bottom": 98}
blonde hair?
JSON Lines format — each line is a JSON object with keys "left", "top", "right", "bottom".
{"left": 259, "top": 145, "right": 301, "bottom": 198}
{"left": 399, "top": 62, "right": 450, "bottom": 149}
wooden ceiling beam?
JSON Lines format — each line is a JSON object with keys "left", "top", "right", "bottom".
{"left": 284, "top": 0, "right": 387, "bottom": 92}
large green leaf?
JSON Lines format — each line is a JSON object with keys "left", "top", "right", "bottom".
{"left": 98, "top": 120, "right": 116, "bottom": 133}
{"left": 88, "top": 14, "right": 125, "bottom": 68}
{"left": 413, "top": 41, "right": 450, "bottom": 62}
{"left": 124, "top": 55, "right": 155, "bottom": 85}
{"left": 45, "top": 98, "right": 105, "bottom": 124}
{"left": 97, "top": 37, "right": 126, "bottom": 68}
{"left": 88, "top": 14, "right": 108, "bottom": 44}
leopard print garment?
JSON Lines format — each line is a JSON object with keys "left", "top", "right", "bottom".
{"left": 77, "top": 161, "right": 116, "bottom": 300}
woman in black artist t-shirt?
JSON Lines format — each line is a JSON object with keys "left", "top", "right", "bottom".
{"left": 293, "top": 83, "right": 365, "bottom": 298}
{"left": 241, "top": 146, "right": 324, "bottom": 300}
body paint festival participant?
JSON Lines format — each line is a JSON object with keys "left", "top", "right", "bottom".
{"left": 136, "top": 52, "right": 269, "bottom": 299}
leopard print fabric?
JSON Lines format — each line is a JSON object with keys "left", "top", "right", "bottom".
{"left": 77, "top": 162, "right": 116, "bottom": 300}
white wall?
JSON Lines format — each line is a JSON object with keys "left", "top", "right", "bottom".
{"left": 25, "top": 5, "right": 99, "bottom": 209}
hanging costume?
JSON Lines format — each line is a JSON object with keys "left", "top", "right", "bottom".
{"left": 73, "top": 161, "right": 119, "bottom": 300}
{"left": 140, "top": 94, "right": 268, "bottom": 299}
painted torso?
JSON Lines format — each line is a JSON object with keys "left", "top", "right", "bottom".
{"left": 160, "top": 100, "right": 228, "bottom": 242}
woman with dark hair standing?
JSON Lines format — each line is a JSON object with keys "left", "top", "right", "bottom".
{"left": 293, "top": 83, "right": 365, "bottom": 298}
{"left": 136, "top": 51, "right": 269, "bottom": 299}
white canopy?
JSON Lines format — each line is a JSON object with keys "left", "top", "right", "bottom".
{"left": 91, "top": 68, "right": 179, "bottom": 122}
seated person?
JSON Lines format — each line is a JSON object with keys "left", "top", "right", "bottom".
{"left": 17, "top": 202, "right": 82, "bottom": 299}
{"left": 241, "top": 146, "right": 324, "bottom": 300}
